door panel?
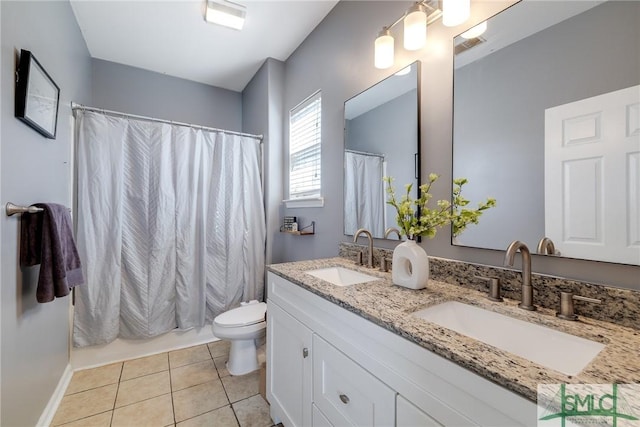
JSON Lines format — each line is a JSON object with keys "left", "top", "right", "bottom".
{"left": 545, "top": 85, "right": 640, "bottom": 264}
{"left": 267, "top": 301, "right": 313, "bottom": 427}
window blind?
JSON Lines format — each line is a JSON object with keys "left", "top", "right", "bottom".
{"left": 289, "top": 91, "right": 322, "bottom": 199}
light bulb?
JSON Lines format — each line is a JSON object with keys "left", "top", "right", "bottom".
{"left": 442, "top": 0, "right": 470, "bottom": 27}
{"left": 404, "top": 4, "right": 427, "bottom": 51}
{"left": 460, "top": 21, "right": 487, "bottom": 39}
{"left": 375, "top": 28, "right": 394, "bottom": 69}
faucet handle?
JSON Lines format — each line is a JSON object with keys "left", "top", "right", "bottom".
{"left": 475, "top": 276, "right": 503, "bottom": 302}
{"left": 556, "top": 291, "right": 601, "bottom": 321}
{"left": 573, "top": 295, "right": 601, "bottom": 304}
{"left": 355, "top": 251, "right": 363, "bottom": 266}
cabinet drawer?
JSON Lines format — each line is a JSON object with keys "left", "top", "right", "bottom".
{"left": 313, "top": 335, "right": 395, "bottom": 426}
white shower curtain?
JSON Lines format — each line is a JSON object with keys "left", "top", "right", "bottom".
{"left": 73, "top": 110, "right": 265, "bottom": 347}
{"left": 344, "top": 151, "right": 384, "bottom": 237}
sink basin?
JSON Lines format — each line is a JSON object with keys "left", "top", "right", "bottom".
{"left": 412, "top": 301, "right": 604, "bottom": 376}
{"left": 305, "top": 267, "right": 379, "bottom": 287}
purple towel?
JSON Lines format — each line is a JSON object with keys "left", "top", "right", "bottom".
{"left": 20, "top": 203, "right": 84, "bottom": 303}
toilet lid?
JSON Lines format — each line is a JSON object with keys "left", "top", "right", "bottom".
{"left": 215, "top": 302, "right": 266, "bottom": 327}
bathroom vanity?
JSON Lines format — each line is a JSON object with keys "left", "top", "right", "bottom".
{"left": 266, "top": 257, "right": 640, "bottom": 427}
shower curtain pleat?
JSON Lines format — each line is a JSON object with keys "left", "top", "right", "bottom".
{"left": 240, "top": 136, "right": 267, "bottom": 302}
{"left": 204, "top": 134, "right": 267, "bottom": 320}
{"left": 174, "top": 127, "right": 209, "bottom": 328}
{"left": 119, "top": 122, "right": 178, "bottom": 339}
{"left": 74, "top": 113, "right": 125, "bottom": 346}
{"left": 73, "top": 110, "right": 265, "bottom": 347}
{"left": 344, "top": 151, "right": 385, "bottom": 237}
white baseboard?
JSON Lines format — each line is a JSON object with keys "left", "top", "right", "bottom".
{"left": 36, "top": 364, "right": 73, "bottom": 427}
{"left": 71, "top": 327, "right": 218, "bottom": 370}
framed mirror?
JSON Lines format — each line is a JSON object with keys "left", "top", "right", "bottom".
{"left": 452, "top": 0, "right": 639, "bottom": 265}
{"left": 344, "top": 61, "right": 421, "bottom": 240}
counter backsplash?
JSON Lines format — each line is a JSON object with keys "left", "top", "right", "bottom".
{"left": 339, "top": 242, "right": 640, "bottom": 330}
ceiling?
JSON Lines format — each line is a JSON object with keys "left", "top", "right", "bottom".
{"left": 70, "top": 0, "right": 339, "bottom": 93}
{"left": 454, "top": 0, "right": 604, "bottom": 68}
{"left": 345, "top": 63, "right": 417, "bottom": 120}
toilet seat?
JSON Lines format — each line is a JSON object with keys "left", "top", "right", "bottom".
{"left": 214, "top": 302, "right": 266, "bottom": 328}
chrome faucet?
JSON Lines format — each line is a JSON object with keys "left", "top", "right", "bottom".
{"left": 384, "top": 227, "right": 402, "bottom": 240}
{"left": 537, "top": 237, "right": 557, "bottom": 255}
{"left": 353, "top": 228, "right": 374, "bottom": 268}
{"left": 504, "top": 240, "right": 536, "bottom": 311}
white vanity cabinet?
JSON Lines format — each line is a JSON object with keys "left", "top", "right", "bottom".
{"left": 396, "top": 395, "right": 442, "bottom": 427}
{"left": 312, "top": 404, "right": 334, "bottom": 427}
{"left": 313, "top": 335, "right": 395, "bottom": 426}
{"left": 266, "top": 272, "right": 537, "bottom": 427}
{"left": 267, "top": 301, "right": 313, "bottom": 427}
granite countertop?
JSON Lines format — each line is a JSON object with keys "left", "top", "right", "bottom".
{"left": 267, "top": 257, "right": 640, "bottom": 402}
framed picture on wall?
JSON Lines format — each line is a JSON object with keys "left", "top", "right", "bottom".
{"left": 15, "top": 49, "right": 60, "bottom": 139}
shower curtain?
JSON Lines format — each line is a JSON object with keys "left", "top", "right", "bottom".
{"left": 344, "top": 151, "right": 384, "bottom": 237}
{"left": 73, "top": 110, "right": 265, "bottom": 347}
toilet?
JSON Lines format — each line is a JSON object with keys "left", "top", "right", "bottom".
{"left": 212, "top": 300, "right": 267, "bottom": 376}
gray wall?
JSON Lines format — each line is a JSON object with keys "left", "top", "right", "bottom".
{"left": 0, "top": 1, "right": 92, "bottom": 425}
{"left": 454, "top": 1, "right": 640, "bottom": 252}
{"left": 346, "top": 90, "right": 417, "bottom": 233}
{"left": 92, "top": 58, "right": 243, "bottom": 131}
{"left": 1, "top": 6, "right": 246, "bottom": 425}
{"left": 242, "top": 58, "right": 286, "bottom": 264}
{"left": 278, "top": 0, "right": 640, "bottom": 290}
{"left": 278, "top": 1, "right": 414, "bottom": 262}
{"left": 0, "top": 0, "right": 3, "bottom": 415}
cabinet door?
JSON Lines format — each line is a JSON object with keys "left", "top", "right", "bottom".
{"left": 397, "top": 395, "right": 443, "bottom": 427}
{"left": 313, "top": 335, "right": 395, "bottom": 426}
{"left": 267, "top": 301, "right": 313, "bottom": 427}
{"left": 313, "top": 404, "right": 334, "bottom": 427}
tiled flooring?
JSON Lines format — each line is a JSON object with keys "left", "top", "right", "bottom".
{"left": 53, "top": 341, "right": 275, "bottom": 427}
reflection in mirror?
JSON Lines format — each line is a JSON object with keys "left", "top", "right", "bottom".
{"left": 452, "top": 0, "right": 639, "bottom": 265}
{"left": 344, "top": 61, "right": 420, "bottom": 240}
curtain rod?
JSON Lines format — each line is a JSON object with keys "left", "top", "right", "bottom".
{"left": 71, "top": 102, "right": 263, "bottom": 142}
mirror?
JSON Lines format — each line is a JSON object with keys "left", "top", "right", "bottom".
{"left": 344, "top": 61, "right": 420, "bottom": 240}
{"left": 452, "top": 0, "right": 639, "bottom": 265}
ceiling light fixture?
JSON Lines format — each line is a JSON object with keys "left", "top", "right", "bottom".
{"left": 374, "top": 0, "right": 473, "bottom": 69}
{"left": 205, "top": 0, "right": 246, "bottom": 31}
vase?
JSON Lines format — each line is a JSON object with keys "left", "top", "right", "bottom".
{"left": 392, "top": 239, "right": 429, "bottom": 290}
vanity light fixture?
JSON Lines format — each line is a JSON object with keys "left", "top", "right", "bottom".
{"left": 460, "top": 20, "right": 487, "bottom": 39}
{"left": 395, "top": 64, "right": 412, "bottom": 76}
{"left": 205, "top": 0, "right": 246, "bottom": 30}
{"left": 404, "top": 3, "right": 428, "bottom": 51}
{"left": 442, "top": 0, "right": 470, "bottom": 27}
{"left": 374, "top": 0, "right": 473, "bottom": 69}
{"left": 374, "top": 27, "right": 395, "bottom": 69}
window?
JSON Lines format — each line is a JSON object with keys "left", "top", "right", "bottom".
{"left": 287, "top": 91, "right": 323, "bottom": 207}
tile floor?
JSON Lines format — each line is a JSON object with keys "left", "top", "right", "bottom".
{"left": 53, "top": 341, "right": 276, "bottom": 427}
